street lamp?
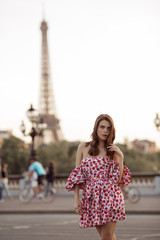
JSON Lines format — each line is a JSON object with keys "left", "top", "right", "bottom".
{"left": 27, "top": 104, "right": 38, "bottom": 124}
{"left": 20, "top": 104, "right": 47, "bottom": 159}
{"left": 154, "top": 113, "right": 160, "bottom": 131}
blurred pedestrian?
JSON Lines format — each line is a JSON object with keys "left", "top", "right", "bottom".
{"left": 46, "top": 162, "right": 55, "bottom": 187}
{"left": 0, "top": 158, "right": 4, "bottom": 203}
{"left": 1, "top": 163, "right": 12, "bottom": 199}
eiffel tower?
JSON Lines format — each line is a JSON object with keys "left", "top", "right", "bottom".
{"left": 38, "top": 19, "right": 63, "bottom": 144}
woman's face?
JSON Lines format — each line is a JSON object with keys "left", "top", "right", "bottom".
{"left": 97, "top": 120, "right": 111, "bottom": 141}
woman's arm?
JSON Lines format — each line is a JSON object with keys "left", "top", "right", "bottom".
{"left": 107, "top": 144, "right": 124, "bottom": 182}
{"left": 75, "top": 142, "right": 84, "bottom": 167}
{"left": 113, "top": 153, "right": 123, "bottom": 183}
{"left": 74, "top": 143, "right": 84, "bottom": 215}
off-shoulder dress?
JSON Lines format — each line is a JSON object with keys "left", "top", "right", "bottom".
{"left": 66, "top": 156, "right": 131, "bottom": 228}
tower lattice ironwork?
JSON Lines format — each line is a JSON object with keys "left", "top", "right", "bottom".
{"left": 38, "top": 20, "right": 63, "bottom": 144}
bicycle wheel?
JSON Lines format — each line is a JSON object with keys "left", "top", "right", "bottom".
{"left": 128, "top": 186, "right": 140, "bottom": 203}
{"left": 19, "top": 185, "right": 33, "bottom": 203}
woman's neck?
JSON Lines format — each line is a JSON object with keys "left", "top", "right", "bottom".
{"left": 97, "top": 142, "right": 107, "bottom": 157}
{"left": 98, "top": 140, "right": 105, "bottom": 148}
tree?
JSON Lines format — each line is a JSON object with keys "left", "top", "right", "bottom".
{"left": 0, "top": 136, "right": 29, "bottom": 174}
{"left": 117, "top": 143, "right": 160, "bottom": 172}
{"left": 37, "top": 141, "right": 79, "bottom": 175}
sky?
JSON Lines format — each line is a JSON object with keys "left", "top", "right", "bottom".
{"left": 0, "top": 0, "right": 160, "bottom": 146}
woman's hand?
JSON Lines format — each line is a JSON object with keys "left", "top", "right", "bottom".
{"left": 107, "top": 144, "right": 124, "bottom": 159}
{"left": 74, "top": 198, "right": 82, "bottom": 215}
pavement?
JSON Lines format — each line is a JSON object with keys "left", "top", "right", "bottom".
{"left": 1, "top": 214, "right": 160, "bottom": 240}
{"left": 0, "top": 191, "right": 160, "bottom": 214}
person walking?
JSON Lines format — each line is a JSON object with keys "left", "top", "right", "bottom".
{"left": 1, "top": 163, "right": 12, "bottom": 199}
{"left": 46, "top": 162, "right": 55, "bottom": 187}
{"left": 66, "top": 114, "right": 131, "bottom": 240}
{"left": 0, "top": 158, "right": 4, "bottom": 203}
{"left": 46, "top": 161, "right": 56, "bottom": 198}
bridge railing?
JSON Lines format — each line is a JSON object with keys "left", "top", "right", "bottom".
{"left": 129, "top": 172, "right": 160, "bottom": 195}
{"left": 7, "top": 172, "right": 160, "bottom": 195}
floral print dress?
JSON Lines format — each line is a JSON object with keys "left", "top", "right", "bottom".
{"left": 66, "top": 156, "right": 131, "bottom": 229}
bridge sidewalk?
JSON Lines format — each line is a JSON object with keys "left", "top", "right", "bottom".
{"left": 0, "top": 191, "right": 159, "bottom": 214}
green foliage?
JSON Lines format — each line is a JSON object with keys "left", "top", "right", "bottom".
{"left": 38, "top": 142, "right": 160, "bottom": 174}
{"left": 117, "top": 143, "right": 160, "bottom": 173}
{"left": 37, "top": 140, "right": 80, "bottom": 175}
{"left": 0, "top": 136, "right": 29, "bottom": 174}
{"left": 0, "top": 137, "right": 80, "bottom": 175}
{"left": 1, "top": 136, "right": 160, "bottom": 175}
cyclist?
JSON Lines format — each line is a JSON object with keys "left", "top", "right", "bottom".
{"left": 28, "top": 157, "right": 46, "bottom": 198}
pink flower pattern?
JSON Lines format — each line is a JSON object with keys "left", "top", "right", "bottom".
{"left": 66, "top": 157, "right": 131, "bottom": 228}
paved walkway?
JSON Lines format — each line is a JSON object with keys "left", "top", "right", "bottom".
{"left": 1, "top": 214, "right": 160, "bottom": 240}
{"left": 0, "top": 191, "right": 160, "bottom": 214}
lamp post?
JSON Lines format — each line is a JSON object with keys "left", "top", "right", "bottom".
{"left": 154, "top": 113, "right": 160, "bottom": 132}
{"left": 20, "top": 104, "right": 47, "bottom": 159}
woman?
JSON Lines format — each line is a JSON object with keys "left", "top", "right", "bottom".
{"left": 66, "top": 114, "right": 131, "bottom": 240}
{"left": 46, "top": 162, "right": 55, "bottom": 186}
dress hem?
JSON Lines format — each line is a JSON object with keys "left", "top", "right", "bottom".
{"left": 80, "top": 217, "right": 126, "bottom": 229}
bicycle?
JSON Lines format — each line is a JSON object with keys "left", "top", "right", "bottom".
{"left": 19, "top": 179, "right": 56, "bottom": 203}
{"left": 121, "top": 185, "right": 141, "bottom": 203}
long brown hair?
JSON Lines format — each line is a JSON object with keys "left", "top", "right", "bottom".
{"left": 85, "top": 114, "right": 115, "bottom": 158}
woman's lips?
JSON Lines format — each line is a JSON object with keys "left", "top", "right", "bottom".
{"left": 102, "top": 134, "right": 107, "bottom": 138}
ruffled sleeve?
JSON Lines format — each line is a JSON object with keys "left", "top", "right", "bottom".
{"left": 66, "top": 165, "right": 86, "bottom": 191}
{"left": 119, "top": 165, "right": 131, "bottom": 186}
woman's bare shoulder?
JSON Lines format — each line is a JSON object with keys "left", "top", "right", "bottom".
{"left": 76, "top": 142, "right": 92, "bottom": 166}
{"left": 78, "top": 142, "right": 90, "bottom": 151}
{"left": 78, "top": 142, "right": 86, "bottom": 150}
{"left": 76, "top": 142, "right": 88, "bottom": 166}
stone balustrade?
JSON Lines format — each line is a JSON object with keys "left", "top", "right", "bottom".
{"left": 7, "top": 172, "right": 160, "bottom": 195}
{"left": 129, "top": 173, "right": 160, "bottom": 195}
